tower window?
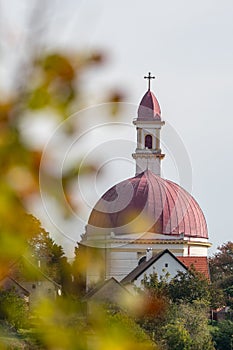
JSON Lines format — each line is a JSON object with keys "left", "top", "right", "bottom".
{"left": 145, "top": 134, "right": 152, "bottom": 149}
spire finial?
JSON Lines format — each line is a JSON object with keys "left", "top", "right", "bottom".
{"left": 144, "top": 72, "right": 155, "bottom": 91}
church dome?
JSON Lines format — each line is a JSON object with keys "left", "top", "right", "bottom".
{"left": 137, "top": 90, "right": 161, "bottom": 120}
{"left": 88, "top": 170, "right": 208, "bottom": 239}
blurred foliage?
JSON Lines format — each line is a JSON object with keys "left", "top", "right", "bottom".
{"left": 0, "top": 2, "right": 126, "bottom": 348}
{"left": 0, "top": 47, "right": 115, "bottom": 216}
{"left": 0, "top": 289, "right": 28, "bottom": 329}
{"left": 0, "top": 295, "right": 157, "bottom": 349}
{"left": 27, "top": 225, "right": 70, "bottom": 284}
{"left": 71, "top": 245, "right": 88, "bottom": 297}
{"left": 86, "top": 305, "right": 157, "bottom": 350}
{"left": 0, "top": 202, "right": 45, "bottom": 276}
{"left": 0, "top": 28, "right": 123, "bottom": 219}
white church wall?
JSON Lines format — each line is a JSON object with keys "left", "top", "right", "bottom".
{"left": 188, "top": 245, "right": 208, "bottom": 256}
{"left": 107, "top": 251, "right": 138, "bottom": 281}
{"left": 135, "top": 156, "right": 161, "bottom": 176}
{"left": 105, "top": 243, "right": 185, "bottom": 282}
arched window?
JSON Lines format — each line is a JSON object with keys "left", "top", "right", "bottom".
{"left": 145, "top": 134, "right": 152, "bottom": 149}
{"left": 138, "top": 256, "right": 146, "bottom": 265}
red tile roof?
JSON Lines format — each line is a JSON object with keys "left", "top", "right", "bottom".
{"left": 177, "top": 256, "right": 210, "bottom": 280}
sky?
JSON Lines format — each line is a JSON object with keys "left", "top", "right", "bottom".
{"left": 2, "top": 0, "right": 233, "bottom": 256}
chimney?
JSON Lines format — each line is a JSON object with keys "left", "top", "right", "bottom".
{"left": 146, "top": 248, "right": 153, "bottom": 261}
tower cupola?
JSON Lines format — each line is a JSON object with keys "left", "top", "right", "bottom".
{"left": 132, "top": 72, "right": 165, "bottom": 176}
{"left": 138, "top": 90, "right": 161, "bottom": 120}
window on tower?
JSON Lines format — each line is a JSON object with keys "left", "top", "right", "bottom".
{"left": 145, "top": 134, "right": 152, "bottom": 149}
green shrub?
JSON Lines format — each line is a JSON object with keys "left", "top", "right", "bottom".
{"left": 0, "top": 289, "right": 28, "bottom": 329}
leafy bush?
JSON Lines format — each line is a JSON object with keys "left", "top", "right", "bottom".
{"left": 210, "top": 320, "right": 233, "bottom": 350}
{"left": 163, "top": 320, "right": 192, "bottom": 350}
{"left": 0, "top": 289, "right": 28, "bottom": 329}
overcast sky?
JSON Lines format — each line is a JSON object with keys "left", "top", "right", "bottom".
{"left": 2, "top": 0, "right": 233, "bottom": 256}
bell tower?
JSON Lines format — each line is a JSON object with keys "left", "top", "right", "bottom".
{"left": 132, "top": 72, "right": 165, "bottom": 176}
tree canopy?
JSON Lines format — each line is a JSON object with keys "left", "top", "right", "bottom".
{"left": 209, "top": 242, "right": 233, "bottom": 281}
{"left": 138, "top": 269, "right": 215, "bottom": 350}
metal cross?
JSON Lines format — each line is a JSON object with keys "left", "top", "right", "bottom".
{"left": 144, "top": 72, "right": 155, "bottom": 91}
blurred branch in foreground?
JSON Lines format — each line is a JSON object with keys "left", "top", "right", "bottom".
{"left": 0, "top": 1, "right": 124, "bottom": 220}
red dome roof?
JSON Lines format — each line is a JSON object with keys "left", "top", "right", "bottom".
{"left": 137, "top": 90, "right": 161, "bottom": 120}
{"left": 88, "top": 171, "right": 208, "bottom": 239}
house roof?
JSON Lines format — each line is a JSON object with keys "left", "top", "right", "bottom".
{"left": 5, "top": 256, "right": 61, "bottom": 289}
{"left": 0, "top": 275, "right": 30, "bottom": 296}
{"left": 84, "top": 277, "right": 131, "bottom": 300}
{"left": 8, "top": 277, "right": 30, "bottom": 296}
{"left": 121, "top": 249, "right": 188, "bottom": 285}
{"left": 177, "top": 256, "right": 210, "bottom": 280}
{"left": 23, "top": 257, "right": 61, "bottom": 288}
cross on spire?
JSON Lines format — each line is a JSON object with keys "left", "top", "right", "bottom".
{"left": 144, "top": 72, "right": 155, "bottom": 91}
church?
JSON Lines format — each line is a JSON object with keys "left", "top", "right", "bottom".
{"left": 81, "top": 73, "right": 211, "bottom": 292}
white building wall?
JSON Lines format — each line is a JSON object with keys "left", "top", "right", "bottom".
{"left": 133, "top": 252, "right": 187, "bottom": 289}
{"left": 135, "top": 156, "right": 161, "bottom": 175}
{"left": 133, "top": 119, "right": 164, "bottom": 176}
{"left": 85, "top": 238, "right": 210, "bottom": 289}
{"left": 107, "top": 251, "right": 138, "bottom": 281}
{"left": 104, "top": 239, "right": 208, "bottom": 281}
{"left": 188, "top": 246, "right": 208, "bottom": 256}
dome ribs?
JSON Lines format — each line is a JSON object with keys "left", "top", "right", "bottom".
{"left": 135, "top": 173, "right": 149, "bottom": 203}
{"left": 159, "top": 179, "right": 180, "bottom": 235}
{"left": 87, "top": 170, "right": 208, "bottom": 239}
{"left": 167, "top": 181, "right": 193, "bottom": 235}
{"left": 167, "top": 180, "right": 207, "bottom": 238}
{"left": 145, "top": 171, "right": 164, "bottom": 233}
{"left": 180, "top": 189, "right": 199, "bottom": 237}
{"left": 176, "top": 184, "right": 197, "bottom": 236}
